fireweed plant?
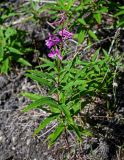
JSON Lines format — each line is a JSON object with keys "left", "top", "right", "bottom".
{"left": 22, "top": 27, "right": 119, "bottom": 147}
{"left": 22, "top": 3, "right": 120, "bottom": 147}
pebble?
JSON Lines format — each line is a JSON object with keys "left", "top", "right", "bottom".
{"left": 0, "top": 76, "right": 8, "bottom": 89}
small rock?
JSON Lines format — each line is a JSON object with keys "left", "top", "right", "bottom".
{"left": 0, "top": 76, "right": 8, "bottom": 89}
{"left": 26, "top": 139, "right": 30, "bottom": 145}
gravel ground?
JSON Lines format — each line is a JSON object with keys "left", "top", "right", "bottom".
{"left": 0, "top": 68, "right": 54, "bottom": 160}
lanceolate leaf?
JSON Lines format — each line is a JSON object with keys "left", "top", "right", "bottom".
{"left": 22, "top": 96, "right": 59, "bottom": 112}
{"left": 115, "top": 10, "right": 124, "bottom": 16}
{"left": 26, "top": 73, "right": 51, "bottom": 87}
{"left": 47, "top": 123, "right": 65, "bottom": 146}
{"left": 117, "top": 20, "right": 124, "bottom": 27}
{"left": 78, "top": 30, "right": 85, "bottom": 44}
{"left": 8, "top": 47, "right": 23, "bottom": 55}
{"left": 5, "top": 27, "right": 17, "bottom": 39}
{"left": 21, "top": 92, "right": 42, "bottom": 100}
{"left": 93, "top": 12, "right": 101, "bottom": 24}
{"left": 91, "top": 48, "right": 100, "bottom": 61}
{"left": 33, "top": 113, "right": 59, "bottom": 135}
{"left": 1, "top": 58, "right": 9, "bottom": 73}
{"left": 28, "top": 70, "right": 54, "bottom": 81}
{"left": 59, "top": 105, "right": 74, "bottom": 125}
{"left": 88, "top": 30, "right": 99, "bottom": 41}
{"left": 39, "top": 58, "right": 55, "bottom": 68}
{"left": 69, "top": 124, "right": 81, "bottom": 140}
{"left": 18, "top": 58, "right": 31, "bottom": 66}
{"left": 0, "top": 27, "right": 5, "bottom": 61}
{"left": 71, "top": 102, "right": 81, "bottom": 114}
{"left": 63, "top": 81, "right": 74, "bottom": 90}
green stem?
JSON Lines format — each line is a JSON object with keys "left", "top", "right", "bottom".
{"left": 57, "top": 58, "right": 61, "bottom": 102}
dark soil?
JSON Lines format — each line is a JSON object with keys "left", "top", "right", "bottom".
{"left": 0, "top": 68, "right": 52, "bottom": 160}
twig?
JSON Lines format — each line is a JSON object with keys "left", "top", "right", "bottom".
{"left": 101, "top": 68, "right": 109, "bottom": 84}
{"left": 38, "top": 123, "right": 57, "bottom": 138}
{"left": 67, "top": 130, "right": 75, "bottom": 141}
{"left": 108, "top": 28, "right": 120, "bottom": 55}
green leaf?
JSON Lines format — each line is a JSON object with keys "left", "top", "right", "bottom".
{"left": 39, "top": 58, "right": 55, "bottom": 68}
{"left": 82, "top": 129, "right": 92, "bottom": 136}
{"left": 33, "top": 113, "right": 59, "bottom": 135}
{"left": 5, "top": 27, "right": 17, "bottom": 39}
{"left": 26, "top": 73, "right": 51, "bottom": 87}
{"left": 59, "top": 104, "right": 74, "bottom": 125}
{"left": 115, "top": 10, "right": 124, "bottom": 16}
{"left": 78, "top": 18, "right": 86, "bottom": 25}
{"left": 57, "top": 0, "right": 74, "bottom": 11}
{"left": 18, "top": 58, "right": 31, "bottom": 66}
{"left": 78, "top": 30, "right": 85, "bottom": 44}
{"left": 71, "top": 102, "right": 81, "bottom": 114}
{"left": 0, "top": 28, "right": 5, "bottom": 61}
{"left": 91, "top": 48, "right": 100, "bottom": 61}
{"left": 63, "top": 81, "right": 74, "bottom": 90}
{"left": 117, "top": 19, "right": 124, "bottom": 27}
{"left": 119, "top": 6, "right": 124, "bottom": 9}
{"left": 1, "top": 13, "right": 18, "bottom": 21}
{"left": 69, "top": 124, "right": 81, "bottom": 139}
{"left": 28, "top": 70, "right": 54, "bottom": 81}
{"left": 99, "top": 7, "right": 108, "bottom": 13}
{"left": 88, "top": 30, "right": 99, "bottom": 41}
{"left": 94, "top": 65, "right": 100, "bottom": 73}
{"left": 47, "top": 123, "right": 64, "bottom": 147}
{"left": 1, "top": 58, "right": 9, "bottom": 73}
{"left": 93, "top": 12, "right": 101, "bottom": 24}
{"left": 74, "top": 80, "right": 84, "bottom": 86}
{"left": 8, "top": 47, "right": 23, "bottom": 55}
{"left": 22, "top": 96, "right": 59, "bottom": 112}
{"left": 21, "top": 92, "right": 42, "bottom": 100}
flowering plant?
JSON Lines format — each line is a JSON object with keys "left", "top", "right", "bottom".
{"left": 22, "top": 36, "right": 117, "bottom": 148}
{"left": 45, "top": 29, "right": 73, "bottom": 60}
{"left": 22, "top": 0, "right": 120, "bottom": 150}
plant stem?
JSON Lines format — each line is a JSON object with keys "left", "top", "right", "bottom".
{"left": 57, "top": 58, "right": 61, "bottom": 102}
{"left": 64, "top": 128, "right": 71, "bottom": 159}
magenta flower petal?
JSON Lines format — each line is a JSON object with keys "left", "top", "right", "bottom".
{"left": 48, "top": 52, "right": 55, "bottom": 58}
{"left": 45, "top": 33, "right": 61, "bottom": 48}
{"left": 45, "top": 40, "right": 53, "bottom": 49}
{"left": 57, "top": 54, "right": 63, "bottom": 60}
{"left": 55, "top": 47, "right": 63, "bottom": 60}
{"left": 48, "top": 48, "right": 56, "bottom": 58}
{"left": 59, "top": 29, "right": 73, "bottom": 39}
{"left": 48, "top": 47, "right": 63, "bottom": 60}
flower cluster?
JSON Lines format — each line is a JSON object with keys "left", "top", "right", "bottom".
{"left": 45, "top": 29, "right": 73, "bottom": 60}
{"left": 45, "top": 33, "right": 61, "bottom": 49}
{"left": 59, "top": 29, "right": 73, "bottom": 40}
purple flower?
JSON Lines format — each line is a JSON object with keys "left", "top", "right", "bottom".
{"left": 59, "top": 28, "right": 73, "bottom": 39}
{"left": 45, "top": 33, "right": 60, "bottom": 49}
{"left": 45, "top": 29, "right": 73, "bottom": 61}
{"left": 48, "top": 47, "right": 62, "bottom": 60}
